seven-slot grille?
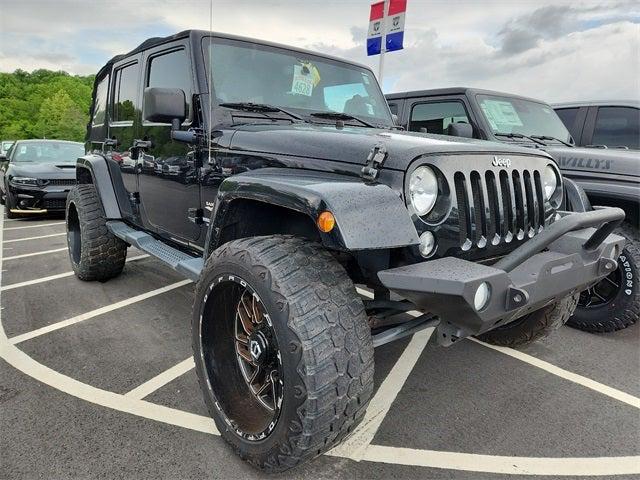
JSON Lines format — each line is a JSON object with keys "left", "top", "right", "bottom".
{"left": 454, "top": 168, "right": 546, "bottom": 250}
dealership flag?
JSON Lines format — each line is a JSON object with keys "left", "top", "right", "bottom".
{"left": 367, "top": 0, "right": 406, "bottom": 56}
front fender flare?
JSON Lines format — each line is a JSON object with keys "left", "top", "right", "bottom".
{"left": 206, "top": 168, "right": 419, "bottom": 252}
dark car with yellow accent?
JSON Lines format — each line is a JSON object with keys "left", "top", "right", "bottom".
{"left": 0, "top": 139, "right": 82, "bottom": 218}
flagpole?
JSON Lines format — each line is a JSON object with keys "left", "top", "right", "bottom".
{"left": 378, "top": 0, "right": 389, "bottom": 85}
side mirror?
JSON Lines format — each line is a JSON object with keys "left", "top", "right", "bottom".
{"left": 143, "top": 87, "right": 186, "bottom": 124}
{"left": 0, "top": 153, "right": 6, "bottom": 161}
{"left": 391, "top": 113, "right": 399, "bottom": 125}
{"left": 446, "top": 122, "right": 474, "bottom": 139}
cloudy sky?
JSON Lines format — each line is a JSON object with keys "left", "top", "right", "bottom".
{"left": 1, "top": 0, "right": 638, "bottom": 102}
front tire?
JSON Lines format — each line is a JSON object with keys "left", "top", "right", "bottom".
{"left": 192, "top": 236, "right": 374, "bottom": 472}
{"left": 569, "top": 222, "right": 639, "bottom": 332}
{"left": 65, "top": 184, "right": 127, "bottom": 281}
{"left": 5, "top": 190, "right": 19, "bottom": 219}
{"left": 478, "top": 294, "right": 579, "bottom": 348}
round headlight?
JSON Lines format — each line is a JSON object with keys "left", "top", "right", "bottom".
{"left": 409, "top": 166, "right": 438, "bottom": 216}
{"left": 473, "top": 282, "right": 491, "bottom": 311}
{"left": 542, "top": 165, "right": 558, "bottom": 200}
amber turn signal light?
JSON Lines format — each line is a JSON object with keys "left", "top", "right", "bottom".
{"left": 317, "top": 211, "right": 335, "bottom": 233}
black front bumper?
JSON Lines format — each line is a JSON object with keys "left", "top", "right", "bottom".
{"left": 378, "top": 207, "right": 625, "bottom": 344}
{"left": 8, "top": 185, "right": 71, "bottom": 213}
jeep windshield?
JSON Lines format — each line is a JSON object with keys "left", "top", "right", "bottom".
{"left": 477, "top": 94, "right": 572, "bottom": 144}
{"left": 206, "top": 37, "right": 394, "bottom": 128}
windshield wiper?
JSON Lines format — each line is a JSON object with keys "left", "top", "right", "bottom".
{"left": 309, "top": 111, "right": 377, "bottom": 128}
{"left": 530, "top": 135, "right": 574, "bottom": 147}
{"left": 219, "top": 102, "right": 303, "bottom": 121}
{"left": 494, "top": 132, "right": 547, "bottom": 147}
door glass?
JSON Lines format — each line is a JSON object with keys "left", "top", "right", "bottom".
{"left": 92, "top": 76, "right": 109, "bottom": 126}
{"left": 555, "top": 107, "right": 579, "bottom": 140}
{"left": 112, "top": 63, "right": 139, "bottom": 123}
{"left": 147, "top": 49, "right": 193, "bottom": 120}
{"left": 592, "top": 107, "right": 640, "bottom": 149}
{"left": 388, "top": 103, "right": 399, "bottom": 115}
{"left": 410, "top": 102, "right": 469, "bottom": 134}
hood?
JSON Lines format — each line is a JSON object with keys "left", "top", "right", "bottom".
{"left": 9, "top": 162, "right": 77, "bottom": 179}
{"left": 545, "top": 145, "right": 640, "bottom": 177}
{"left": 228, "top": 123, "right": 551, "bottom": 171}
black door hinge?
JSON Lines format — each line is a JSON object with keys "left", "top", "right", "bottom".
{"left": 361, "top": 142, "right": 388, "bottom": 182}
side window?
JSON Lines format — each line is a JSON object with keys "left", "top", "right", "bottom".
{"left": 92, "top": 75, "right": 109, "bottom": 126}
{"left": 112, "top": 63, "right": 139, "bottom": 123}
{"left": 409, "top": 101, "right": 470, "bottom": 135}
{"left": 555, "top": 108, "right": 579, "bottom": 134}
{"left": 592, "top": 107, "right": 640, "bottom": 149}
{"left": 147, "top": 49, "right": 193, "bottom": 120}
{"left": 388, "top": 102, "right": 399, "bottom": 115}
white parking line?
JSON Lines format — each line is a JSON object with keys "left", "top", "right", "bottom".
{"left": 3, "top": 232, "right": 66, "bottom": 244}
{"left": 471, "top": 338, "right": 640, "bottom": 409}
{"left": 4, "top": 247, "right": 67, "bottom": 261}
{"left": 361, "top": 445, "right": 640, "bottom": 476}
{"left": 9, "top": 279, "right": 192, "bottom": 344}
{"left": 4, "top": 221, "right": 65, "bottom": 231}
{"left": 125, "top": 357, "right": 195, "bottom": 400}
{"left": 0, "top": 254, "right": 149, "bottom": 292}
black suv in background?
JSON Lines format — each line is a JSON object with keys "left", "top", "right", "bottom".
{"left": 554, "top": 101, "right": 639, "bottom": 150}
{"left": 66, "top": 32, "right": 624, "bottom": 471}
{"left": 0, "top": 139, "right": 81, "bottom": 218}
{"left": 387, "top": 88, "right": 639, "bottom": 333}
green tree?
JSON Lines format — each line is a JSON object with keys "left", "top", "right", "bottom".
{"left": 35, "top": 89, "right": 87, "bottom": 140}
{"left": 0, "top": 69, "right": 94, "bottom": 142}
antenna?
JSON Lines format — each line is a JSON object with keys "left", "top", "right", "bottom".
{"left": 207, "top": 0, "right": 213, "bottom": 168}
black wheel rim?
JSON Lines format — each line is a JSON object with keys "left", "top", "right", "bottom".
{"left": 578, "top": 261, "right": 623, "bottom": 309}
{"left": 200, "top": 275, "right": 283, "bottom": 440}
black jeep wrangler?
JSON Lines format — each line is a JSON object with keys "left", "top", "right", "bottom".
{"left": 387, "top": 88, "right": 639, "bottom": 333}
{"left": 67, "top": 31, "right": 624, "bottom": 472}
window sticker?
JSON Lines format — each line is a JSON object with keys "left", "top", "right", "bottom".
{"left": 480, "top": 99, "right": 523, "bottom": 130}
{"left": 291, "top": 61, "right": 320, "bottom": 97}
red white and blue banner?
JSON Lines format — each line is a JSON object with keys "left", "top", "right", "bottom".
{"left": 367, "top": 0, "right": 406, "bottom": 56}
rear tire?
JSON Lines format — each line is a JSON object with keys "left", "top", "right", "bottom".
{"left": 65, "top": 184, "right": 127, "bottom": 281}
{"left": 569, "top": 222, "right": 639, "bottom": 332}
{"left": 478, "top": 294, "right": 579, "bottom": 348}
{"left": 192, "top": 235, "right": 374, "bottom": 472}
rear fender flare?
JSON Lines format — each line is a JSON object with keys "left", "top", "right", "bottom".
{"left": 75, "top": 154, "right": 131, "bottom": 218}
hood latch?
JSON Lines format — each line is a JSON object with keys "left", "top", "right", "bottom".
{"left": 361, "top": 142, "right": 388, "bottom": 182}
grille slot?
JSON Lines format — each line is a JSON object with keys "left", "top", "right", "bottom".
{"left": 454, "top": 168, "right": 544, "bottom": 250}
{"left": 46, "top": 179, "right": 76, "bottom": 186}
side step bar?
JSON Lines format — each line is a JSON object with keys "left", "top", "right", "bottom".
{"left": 106, "top": 221, "right": 203, "bottom": 281}
{"left": 371, "top": 314, "right": 439, "bottom": 348}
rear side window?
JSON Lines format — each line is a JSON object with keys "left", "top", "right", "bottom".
{"left": 147, "top": 49, "right": 193, "bottom": 120}
{"left": 591, "top": 107, "right": 640, "bottom": 149}
{"left": 92, "top": 75, "right": 109, "bottom": 126}
{"left": 410, "top": 101, "right": 469, "bottom": 134}
{"left": 112, "top": 63, "right": 139, "bottom": 123}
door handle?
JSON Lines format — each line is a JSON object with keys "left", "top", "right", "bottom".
{"left": 133, "top": 139, "right": 153, "bottom": 149}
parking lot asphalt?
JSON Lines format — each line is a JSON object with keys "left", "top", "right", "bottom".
{"left": 1, "top": 208, "right": 639, "bottom": 479}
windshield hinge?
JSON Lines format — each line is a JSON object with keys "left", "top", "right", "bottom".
{"left": 361, "top": 143, "right": 388, "bottom": 182}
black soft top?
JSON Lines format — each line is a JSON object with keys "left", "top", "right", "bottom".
{"left": 95, "top": 29, "right": 371, "bottom": 80}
